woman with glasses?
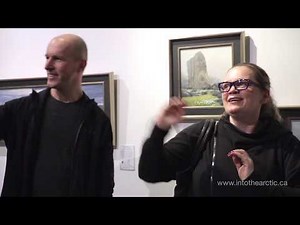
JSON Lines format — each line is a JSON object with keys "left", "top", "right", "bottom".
{"left": 139, "top": 62, "right": 300, "bottom": 196}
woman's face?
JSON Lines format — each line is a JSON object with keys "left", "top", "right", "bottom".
{"left": 221, "top": 66, "right": 269, "bottom": 120}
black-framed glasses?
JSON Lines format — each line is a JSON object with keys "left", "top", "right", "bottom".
{"left": 218, "top": 79, "right": 261, "bottom": 93}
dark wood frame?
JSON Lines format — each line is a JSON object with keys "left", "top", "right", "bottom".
{"left": 0, "top": 73, "right": 117, "bottom": 147}
{"left": 279, "top": 107, "right": 300, "bottom": 140}
{"left": 169, "top": 31, "right": 246, "bottom": 121}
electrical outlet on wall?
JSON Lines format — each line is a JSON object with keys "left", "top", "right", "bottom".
{"left": 120, "top": 145, "right": 135, "bottom": 171}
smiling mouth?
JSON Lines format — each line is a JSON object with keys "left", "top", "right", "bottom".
{"left": 47, "top": 74, "right": 58, "bottom": 78}
{"left": 228, "top": 97, "right": 242, "bottom": 102}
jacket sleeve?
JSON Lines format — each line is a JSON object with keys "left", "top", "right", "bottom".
{"left": 0, "top": 101, "right": 16, "bottom": 142}
{"left": 0, "top": 97, "right": 31, "bottom": 144}
{"left": 138, "top": 122, "right": 204, "bottom": 183}
{"left": 246, "top": 134, "right": 300, "bottom": 196}
{"left": 98, "top": 117, "right": 114, "bottom": 196}
{"left": 138, "top": 125, "right": 171, "bottom": 182}
{"left": 0, "top": 105, "right": 5, "bottom": 140}
{"left": 274, "top": 134, "right": 300, "bottom": 196}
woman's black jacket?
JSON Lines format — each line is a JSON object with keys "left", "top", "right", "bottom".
{"left": 139, "top": 117, "right": 300, "bottom": 196}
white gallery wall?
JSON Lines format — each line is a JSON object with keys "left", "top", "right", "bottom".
{"left": 0, "top": 28, "right": 300, "bottom": 196}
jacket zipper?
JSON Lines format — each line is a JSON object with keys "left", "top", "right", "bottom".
{"left": 210, "top": 121, "right": 218, "bottom": 196}
{"left": 68, "top": 120, "right": 85, "bottom": 194}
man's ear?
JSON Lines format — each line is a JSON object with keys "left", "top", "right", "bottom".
{"left": 79, "top": 59, "right": 87, "bottom": 72}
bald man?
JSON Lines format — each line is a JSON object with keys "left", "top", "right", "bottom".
{"left": 0, "top": 34, "right": 114, "bottom": 196}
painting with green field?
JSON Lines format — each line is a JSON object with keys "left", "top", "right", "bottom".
{"left": 180, "top": 46, "right": 231, "bottom": 107}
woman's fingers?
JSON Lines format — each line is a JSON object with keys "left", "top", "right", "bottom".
{"left": 227, "top": 149, "right": 254, "bottom": 180}
{"left": 156, "top": 97, "right": 186, "bottom": 130}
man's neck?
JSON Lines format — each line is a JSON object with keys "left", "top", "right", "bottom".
{"left": 50, "top": 88, "right": 83, "bottom": 103}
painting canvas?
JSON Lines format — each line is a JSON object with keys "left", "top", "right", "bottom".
{"left": 291, "top": 119, "right": 300, "bottom": 140}
{"left": 180, "top": 45, "right": 232, "bottom": 107}
{"left": 81, "top": 82, "right": 105, "bottom": 111}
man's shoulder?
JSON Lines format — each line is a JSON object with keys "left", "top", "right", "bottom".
{"left": 5, "top": 88, "right": 48, "bottom": 107}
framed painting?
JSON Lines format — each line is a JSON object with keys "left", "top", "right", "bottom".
{"left": 279, "top": 106, "right": 300, "bottom": 140}
{"left": 288, "top": 118, "right": 300, "bottom": 140}
{"left": 0, "top": 73, "right": 117, "bottom": 147}
{"left": 170, "top": 31, "right": 246, "bottom": 121}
